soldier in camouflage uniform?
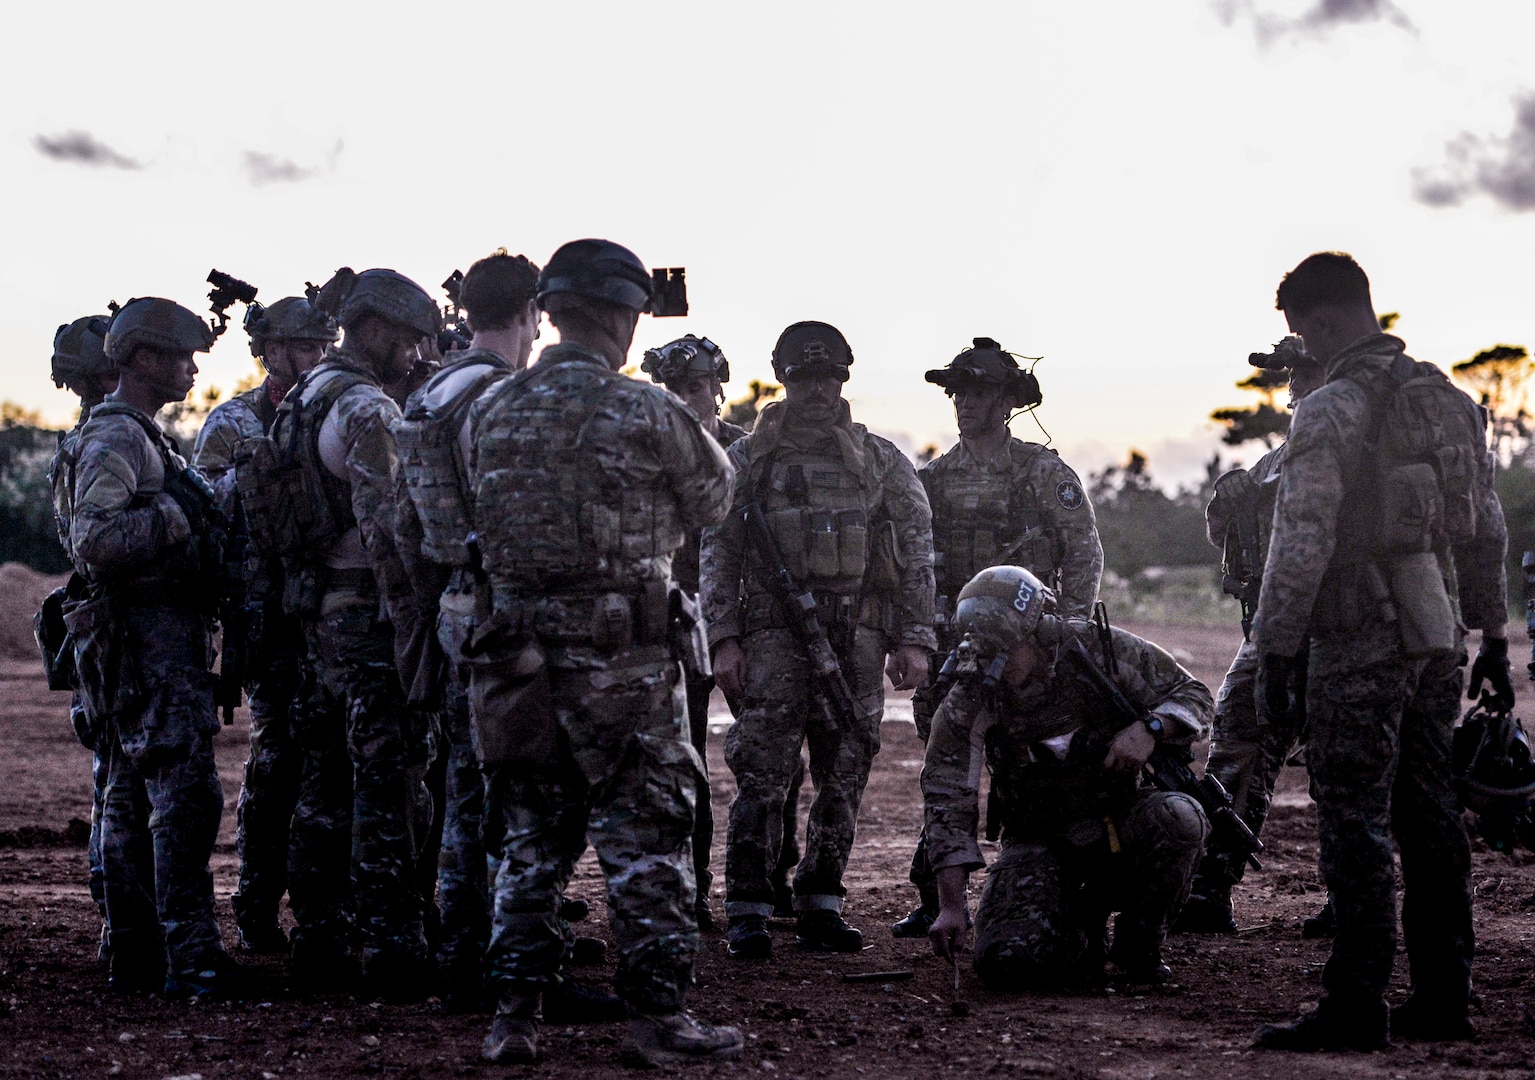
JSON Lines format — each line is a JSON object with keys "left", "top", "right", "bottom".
{"left": 64, "top": 297, "right": 246, "bottom": 997}
{"left": 894, "top": 336, "right": 1103, "bottom": 939}
{"left": 1252, "top": 253, "right": 1509, "bottom": 1050}
{"left": 1175, "top": 344, "right": 1326, "bottom": 936}
{"left": 47, "top": 314, "right": 123, "bottom": 962}
{"left": 923, "top": 567, "right": 1212, "bottom": 988}
{"left": 392, "top": 250, "right": 541, "bottom": 1008}
{"left": 639, "top": 334, "right": 750, "bottom": 930}
{"left": 467, "top": 239, "right": 741, "bottom": 1066}
{"left": 702, "top": 321, "right": 936, "bottom": 958}
{"left": 269, "top": 268, "right": 439, "bottom": 998}
{"left": 193, "top": 296, "right": 336, "bottom": 953}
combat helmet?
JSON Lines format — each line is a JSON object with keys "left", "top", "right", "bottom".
{"left": 641, "top": 334, "right": 729, "bottom": 385}
{"left": 51, "top": 314, "right": 114, "bottom": 389}
{"left": 925, "top": 337, "right": 1042, "bottom": 410}
{"left": 771, "top": 321, "right": 853, "bottom": 383}
{"left": 244, "top": 296, "right": 338, "bottom": 358}
{"left": 952, "top": 565, "right": 1056, "bottom": 659}
{"left": 312, "top": 267, "right": 440, "bottom": 339}
{"left": 537, "top": 239, "right": 655, "bottom": 314}
{"left": 103, "top": 297, "right": 215, "bottom": 364}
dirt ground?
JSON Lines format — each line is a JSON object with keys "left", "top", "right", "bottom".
{"left": 2, "top": 622, "right": 1535, "bottom": 1079}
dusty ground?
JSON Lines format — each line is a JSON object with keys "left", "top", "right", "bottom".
{"left": 2, "top": 623, "right": 1534, "bottom": 1079}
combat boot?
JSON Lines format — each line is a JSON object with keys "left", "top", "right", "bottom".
{"left": 236, "top": 917, "right": 290, "bottom": 955}
{"left": 1389, "top": 996, "right": 1475, "bottom": 1042}
{"left": 570, "top": 935, "right": 607, "bottom": 967}
{"left": 1171, "top": 888, "right": 1237, "bottom": 935}
{"left": 620, "top": 1010, "right": 745, "bottom": 1067}
{"left": 891, "top": 881, "right": 940, "bottom": 939}
{"left": 560, "top": 895, "right": 590, "bottom": 923}
{"left": 727, "top": 915, "right": 772, "bottom": 959}
{"left": 542, "top": 977, "right": 628, "bottom": 1024}
{"left": 1254, "top": 997, "right": 1389, "bottom": 1052}
{"left": 289, "top": 934, "right": 360, "bottom": 995}
{"left": 482, "top": 994, "right": 540, "bottom": 1064}
{"left": 795, "top": 910, "right": 864, "bottom": 952}
{"left": 1301, "top": 896, "right": 1337, "bottom": 939}
{"left": 1107, "top": 920, "right": 1171, "bottom": 985}
{"left": 165, "top": 950, "right": 256, "bottom": 1001}
{"left": 107, "top": 929, "right": 166, "bottom": 996}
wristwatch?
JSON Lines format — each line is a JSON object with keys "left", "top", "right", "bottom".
{"left": 1141, "top": 715, "right": 1165, "bottom": 740}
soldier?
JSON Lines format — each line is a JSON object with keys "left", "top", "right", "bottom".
{"left": 392, "top": 250, "right": 541, "bottom": 1008}
{"left": 47, "top": 314, "right": 123, "bottom": 963}
{"left": 263, "top": 268, "right": 439, "bottom": 998}
{"left": 1251, "top": 252, "right": 1508, "bottom": 1050}
{"left": 702, "top": 321, "right": 936, "bottom": 958}
{"left": 639, "top": 334, "right": 748, "bottom": 930}
{"left": 64, "top": 297, "right": 245, "bottom": 997}
{"left": 466, "top": 239, "right": 740, "bottom": 1066}
{"left": 922, "top": 567, "right": 1213, "bottom": 988}
{"left": 193, "top": 296, "right": 336, "bottom": 954}
{"left": 894, "top": 336, "right": 1103, "bottom": 939}
{"left": 1175, "top": 342, "right": 1326, "bottom": 936}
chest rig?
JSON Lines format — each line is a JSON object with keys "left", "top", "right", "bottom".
{"left": 926, "top": 442, "right": 1056, "bottom": 603}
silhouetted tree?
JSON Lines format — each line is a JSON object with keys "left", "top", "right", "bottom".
{"left": 1453, "top": 344, "right": 1532, "bottom": 463}
{"left": 721, "top": 379, "right": 781, "bottom": 431}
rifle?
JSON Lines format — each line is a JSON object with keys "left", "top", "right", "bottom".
{"left": 741, "top": 501, "right": 860, "bottom": 751}
{"left": 1055, "top": 624, "right": 1263, "bottom": 871}
{"left": 1221, "top": 501, "right": 1263, "bottom": 641}
{"left": 214, "top": 490, "right": 252, "bottom": 723}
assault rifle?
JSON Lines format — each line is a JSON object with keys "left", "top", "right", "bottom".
{"left": 1056, "top": 622, "right": 1263, "bottom": 871}
{"left": 741, "top": 501, "right": 860, "bottom": 753}
{"left": 1221, "top": 502, "right": 1263, "bottom": 641}
{"left": 215, "top": 495, "right": 252, "bottom": 723}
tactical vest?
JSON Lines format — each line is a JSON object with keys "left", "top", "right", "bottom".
{"left": 743, "top": 447, "right": 873, "bottom": 598}
{"left": 235, "top": 366, "right": 369, "bottom": 560}
{"left": 925, "top": 443, "right": 1057, "bottom": 601}
{"left": 473, "top": 357, "right": 683, "bottom": 592}
{"left": 48, "top": 423, "right": 85, "bottom": 555}
{"left": 395, "top": 351, "right": 511, "bottom": 566}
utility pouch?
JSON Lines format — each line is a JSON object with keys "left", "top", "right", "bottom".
{"left": 591, "top": 592, "right": 635, "bottom": 650}
{"left": 64, "top": 591, "right": 138, "bottom": 727}
{"left": 670, "top": 588, "right": 712, "bottom": 680}
{"left": 865, "top": 518, "right": 904, "bottom": 592}
{"left": 469, "top": 640, "right": 557, "bottom": 771}
{"left": 1386, "top": 551, "right": 1458, "bottom": 659}
{"left": 806, "top": 509, "right": 839, "bottom": 578}
{"left": 282, "top": 561, "right": 324, "bottom": 616}
{"left": 766, "top": 508, "right": 808, "bottom": 579}
{"left": 35, "top": 573, "right": 87, "bottom": 691}
{"left": 1378, "top": 462, "right": 1440, "bottom": 554}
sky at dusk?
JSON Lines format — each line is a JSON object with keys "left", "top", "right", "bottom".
{"left": 3, "top": 0, "right": 1532, "bottom": 487}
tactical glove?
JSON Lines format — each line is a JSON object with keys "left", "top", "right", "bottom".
{"left": 1259, "top": 651, "right": 1295, "bottom": 721}
{"left": 1468, "top": 635, "right": 1515, "bottom": 710}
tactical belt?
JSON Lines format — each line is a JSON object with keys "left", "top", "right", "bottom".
{"left": 321, "top": 566, "right": 377, "bottom": 591}
{"left": 740, "top": 591, "right": 895, "bottom": 639}
{"left": 100, "top": 578, "right": 206, "bottom": 612}
{"left": 494, "top": 581, "right": 670, "bottom": 648}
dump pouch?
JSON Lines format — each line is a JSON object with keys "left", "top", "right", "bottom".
{"left": 1377, "top": 462, "right": 1440, "bottom": 554}
{"left": 1386, "top": 551, "right": 1459, "bottom": 659}
{"left": 468, "top": 639, "right": 557, "bottom": 771}
{"left": 35, "top": 573, "right": 87, "bottom": 691}
{"left": 64, "top": 590, "right": 139, "bottom": 728}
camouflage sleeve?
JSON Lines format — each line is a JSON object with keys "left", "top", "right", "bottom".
{"left": 1453, "top": 480, "right": 1510, "bottom": 632}
{"left": 875, "top": 438, "right": 938, "bottom": 651}
{"left": 1107, "top": 626, "right": 1213, "bottom": 744}
{"left": 653, "top": 392, "right": 734, "bottom": 532}
{"left": 388, "top": 443, "right": 450, "bottom": 614}
{"left": 334, "top": 387, "right": 422, "bottom": 630}
{"left": 192, "top": 400, "right": 258, "bottom": 479}
{"left": 921, "top": 680, "right": 994, "bottom": 873}
{"left": 699, "top": 438, "right": 750, "bottom": 647}
{"left": 70, "top": 419, "right": 190, "bottom": 571}
{"left": 1037, "top": 456, "right": 1102, "bottom": 620}
{"left": 1251, "top": 387, "right": 1363, "bottom": 658}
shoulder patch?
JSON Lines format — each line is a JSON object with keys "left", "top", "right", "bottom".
{"left": 1056, "top": 479, "right": 1085, "bottom": 510}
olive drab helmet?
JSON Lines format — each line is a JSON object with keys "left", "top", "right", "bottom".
{"left": 536, "top": 239, "right": 655, "bottom": 314}
{"left": 925, "top": 337, "right": 1043, "bottom": 410}
{"left": 952, "top": 565, "right": 1057, "bottom": 658}
{"left": 51, "top": 314, "right": 114, "bottom": 389}
{"left": 102, "top": 297, "right": 216, "bottom": 364}
{"left": 640, "top": 334, "right": 730, "bottom": 385}
{"left": 312, "top": 267, "right": 440, "bottom": 339}
{"left": 771, "top": 321, "right": 854, "bottom": 383}
{"left": 244, "top": 296, "right": 338, "bottom": 358}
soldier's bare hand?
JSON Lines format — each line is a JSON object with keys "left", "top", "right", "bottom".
{"left": 713, "top": 637, "right": 746, "bottom": 703}
{"left": 1103, "top": 721, "right": 1156, "bottom": 774}
{"left": 928, "top": 904, "right": 969, "bottom": 960}
{"left": 887, "top": 645, "right": 930, "bottom": 692}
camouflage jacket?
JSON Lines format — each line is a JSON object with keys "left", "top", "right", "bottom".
{"left": 700, "top": 399, "right": 937, "bottom": 652}
{"left": 922, "top": 621, "right": 1212, "bottom": 872}
{"left": 921, "top": 437, "right": 1102, "bottom": 626}
{"left": 48, "top": 410, "right": 91, "bottom": 555}
{"left": 1252, "top": 333, "right": 1506, "bottom": 657}
{"left": 192, "top": 381, "right": 279, "bottom": 481}
{"left": 467, "top": 341, "right": 734, "bottom": 612}
{"left": 673, "top": 419, "right": 749, "bottom": 597}
{"left": 65, "top": 401, "right": 194, "bottom": 585}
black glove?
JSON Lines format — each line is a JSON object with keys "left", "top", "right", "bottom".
{"left": 1468, "top": 635, "right": 1515, "bottom": 710}
{"left": 1259, "top": 652, "right": 1295, "bottom": 720}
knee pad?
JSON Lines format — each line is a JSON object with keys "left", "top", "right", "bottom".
{"left": 1144, "top": 792, "right": 1209, "bottom": 848}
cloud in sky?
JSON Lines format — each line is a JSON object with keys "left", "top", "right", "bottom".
{"left": 240, "top": 140, "right": 343, "bottom": 186}
{"left": 1216, "top": 0, "right": 1414, "bottom": 45}
{"left": 1414, "top": 94, "right": 1535, "bottom": 212}
{"left": 32, "top": 130, "right": 141, "bottom": 170}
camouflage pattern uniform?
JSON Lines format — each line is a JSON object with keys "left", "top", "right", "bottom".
{"left": 701, "top": 399, "right": 937, "bottom": 918}
{"left": 193, "top": 382, "right": 302, "bottom": 943}
{"left": 1253, "top": 333, "right": 1505, "bottom": 1026}
{"left": 922, "top": 622, "right": 1212, "bottom": 988}
{"left": 282, "top": 351, "right": 432, "bottom": 978}
{"left": 468, "top": 340, "right": 732, "bottom": 1013}
{"left": 66, "top": 402, "right": 228, "bottom": 979}
{"left": 392, "top": 347, "right": 517, "bottom": 992}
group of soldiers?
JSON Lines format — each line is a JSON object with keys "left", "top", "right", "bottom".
{"left": 38, "top": 243, "right": 1508, "bottom": 1063}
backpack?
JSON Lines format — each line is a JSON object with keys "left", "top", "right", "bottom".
{"left": 234, "top": 368, "right": 370, "bottom": 559}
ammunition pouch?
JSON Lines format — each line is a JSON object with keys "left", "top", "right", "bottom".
{"left": 35, "top": 572, "right": 88, "bottom": 691}
{"left": 760, "top": 506, "right": 869, "bottom": 587}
